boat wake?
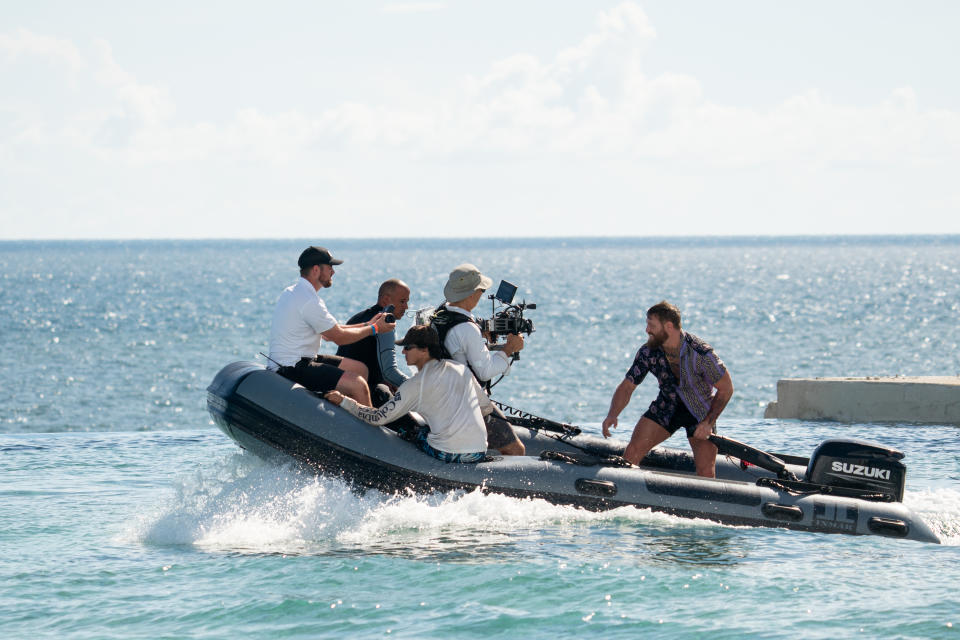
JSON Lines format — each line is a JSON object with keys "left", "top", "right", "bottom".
{"left": 125, "top": 452, "right": 725, "bottom": 557}
{"left": 905, "top": 487, "right": 960, "bottom": 545}
{"left": 125, "top": 451, "right": 960, "bottom": 555}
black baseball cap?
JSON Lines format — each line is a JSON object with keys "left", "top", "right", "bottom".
{"left": 395, "top": 325, "right": 440, "bottom": 348}
{"left": 298, "top": 246, "right": 343, "bottom": 268}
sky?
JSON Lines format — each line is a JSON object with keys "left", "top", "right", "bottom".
{"left": 1, "top": 1, "right": 958, "bottom": 239}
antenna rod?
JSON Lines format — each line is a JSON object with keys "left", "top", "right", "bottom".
{"left": 258, "top": 352, "right": 283, "bottom": 368}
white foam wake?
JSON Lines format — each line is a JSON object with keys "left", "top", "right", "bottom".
{"left": 122, "top": 452, "right": 960, "bottom": 554}
{"left": 904, "top": 487, "right": 960, "bottom": 545}
{"left": 123, "top": 452, "right": 717, "bottom": 555}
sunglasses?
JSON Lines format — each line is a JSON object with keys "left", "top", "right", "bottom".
{"left": 402, "top": 344, "right": 425, "bottom": 352}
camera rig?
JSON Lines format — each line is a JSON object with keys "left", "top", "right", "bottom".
{"left": 477, "top": 281, "right": 536, "bottom": 358}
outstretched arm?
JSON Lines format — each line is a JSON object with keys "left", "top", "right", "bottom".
{"left": 325, "top": 377, "right": 417, "bottom": 425}
{"left": 602, "top": 378, "right": 638, "bottom": 438}
{"left": 321, "top": 313, "right": 396, "bottom": 346}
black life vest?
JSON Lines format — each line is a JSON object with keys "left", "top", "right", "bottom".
{"left": 428, "top": 303, "right": 476, "bottom": 359}
{"left": 429, "top": 304, "right": 487, "bottom": 388}
{"left": 336, "top": 304, "right": 384, "bottom": 386}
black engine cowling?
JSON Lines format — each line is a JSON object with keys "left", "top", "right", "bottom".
{"left": 805, "top": 439, "right": 906, "bottom": 502}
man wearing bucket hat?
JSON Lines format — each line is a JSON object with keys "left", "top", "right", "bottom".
{"left": 429, "top": 263, "right": 526, "bottom": 456}
{"left": 267, "top": 246, "right": 395, "bottom": 405}
{"left": 324, "top": 325, "right": 491, "bottom": 464}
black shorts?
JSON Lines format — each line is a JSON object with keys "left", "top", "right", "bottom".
{"left": 279, "top": 354, "right": 345, "bottom": 393}
{"left": 484, "top": 404, "right": 522, "bottom": 450}
{"left": 644, "top": 399, "right": 711, "bottom": 439}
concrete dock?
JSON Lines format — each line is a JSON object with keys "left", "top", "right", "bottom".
{"left": 764, "top": 376, "right": 960, "bottom": 424}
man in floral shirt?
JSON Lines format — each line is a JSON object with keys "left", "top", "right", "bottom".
{"left": 602, "top": 301, "right": 734, "bottom": 477}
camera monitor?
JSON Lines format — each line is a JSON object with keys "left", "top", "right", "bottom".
{"left": 494, "top": 280, "right": 517, "bottom": 305}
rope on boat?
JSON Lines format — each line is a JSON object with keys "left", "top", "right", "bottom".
{"left": 493, "top": 401, "right": 582, "bottom": 436}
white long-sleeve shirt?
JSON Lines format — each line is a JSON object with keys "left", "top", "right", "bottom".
{"left": 339, "top": 359, "right": 492, "bottom": 454}
{"left": 441, "top": 304, "right": 512, "bottom": 382}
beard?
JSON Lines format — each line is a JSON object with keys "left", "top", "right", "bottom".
{"left": 646, "top": 328, "right": 668, "bottom": 349}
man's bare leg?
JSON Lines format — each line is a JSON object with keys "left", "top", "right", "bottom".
{"left": 337, "top": 357, "right": 369, "bottom": 381}
{"left": 623, "top": 417, "right": 671, "bottom": 465}
{"left": 485, "top": 410, "right": 526, "bottom": 456}
{"left": 688, "top": 437, "right": 718, "bottom": 478}
{"left": 336, "top": 372, "right": 371, "bottom": 405}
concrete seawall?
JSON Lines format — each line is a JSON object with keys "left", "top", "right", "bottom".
{"left": 764, "top": 377, "right": 960, "bottom": 424}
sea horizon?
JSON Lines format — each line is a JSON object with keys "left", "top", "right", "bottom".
{"left": 3, "top": 233, "right": 960, "bottom": 248}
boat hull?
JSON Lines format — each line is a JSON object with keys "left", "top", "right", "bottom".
{"left": 207, "top": 362, "right": 940, "bottom": 544}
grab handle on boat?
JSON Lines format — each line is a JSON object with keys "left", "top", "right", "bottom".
{"left": 761, "top": 502, "right": 804, "bottom": 522}
{"left": 575, "top": 478, "right": 617, "bottom": 497}
{"left": 867, "top": 517, "right": 909, "bottom": 538}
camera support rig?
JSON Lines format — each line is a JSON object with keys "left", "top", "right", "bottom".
{"left": 478, "top": 280, "right": 536, "bottom": 361}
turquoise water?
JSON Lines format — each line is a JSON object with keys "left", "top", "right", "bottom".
{"left": 2, "top": 238, "right": 959, "bottom": 638}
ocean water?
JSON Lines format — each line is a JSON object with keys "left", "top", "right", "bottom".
{"left": 1, "top": 237, "right": 959, "bottom": 639}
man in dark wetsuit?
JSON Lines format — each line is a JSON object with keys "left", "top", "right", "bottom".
{"left": 601, "top": 300, "right": 734, "bottom": 477}
{"left": 336, "top": 278, "right": 411, "bottom": 405}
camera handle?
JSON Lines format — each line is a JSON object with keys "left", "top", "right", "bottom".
{"left": 382, "top": 304, "right": 396, "bottom": 323}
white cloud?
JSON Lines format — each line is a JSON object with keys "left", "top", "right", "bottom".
{"left": 557, "top": 1, "right": 656, "bottom": 70}
{"left": 0, "top": 27, "right": 85, "bottom": 70}
{"left": 7, "top": 6, "right": 956, "bottom": 169}
{"left": 1, "top": 2, "right": 958, "bottom": 238}
{"left": 92, "top": 40, "right": 174, "bottom": 128}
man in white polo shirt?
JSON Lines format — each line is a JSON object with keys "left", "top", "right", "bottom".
{"left": 268, "top": 246, "right": 395, "bottom": 405}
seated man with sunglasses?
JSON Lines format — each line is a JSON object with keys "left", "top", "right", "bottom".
{"left": 324, "top": 325, "right": 490, "bottom": 463}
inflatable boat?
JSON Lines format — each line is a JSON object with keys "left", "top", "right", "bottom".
{"left": 207, "top": 361, "right": 940, "bottom": 544}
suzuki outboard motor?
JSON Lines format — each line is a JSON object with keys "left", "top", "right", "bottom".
{"left": 805, "top": 439, "right": 906, "bottom": 502}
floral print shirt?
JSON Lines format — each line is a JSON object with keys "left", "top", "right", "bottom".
{"left": 626, "top": 331, "right": 727, "bottom": 422}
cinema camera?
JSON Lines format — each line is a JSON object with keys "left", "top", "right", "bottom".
{"left": 478, "top": 280, "right": 536, "bottom": 344}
